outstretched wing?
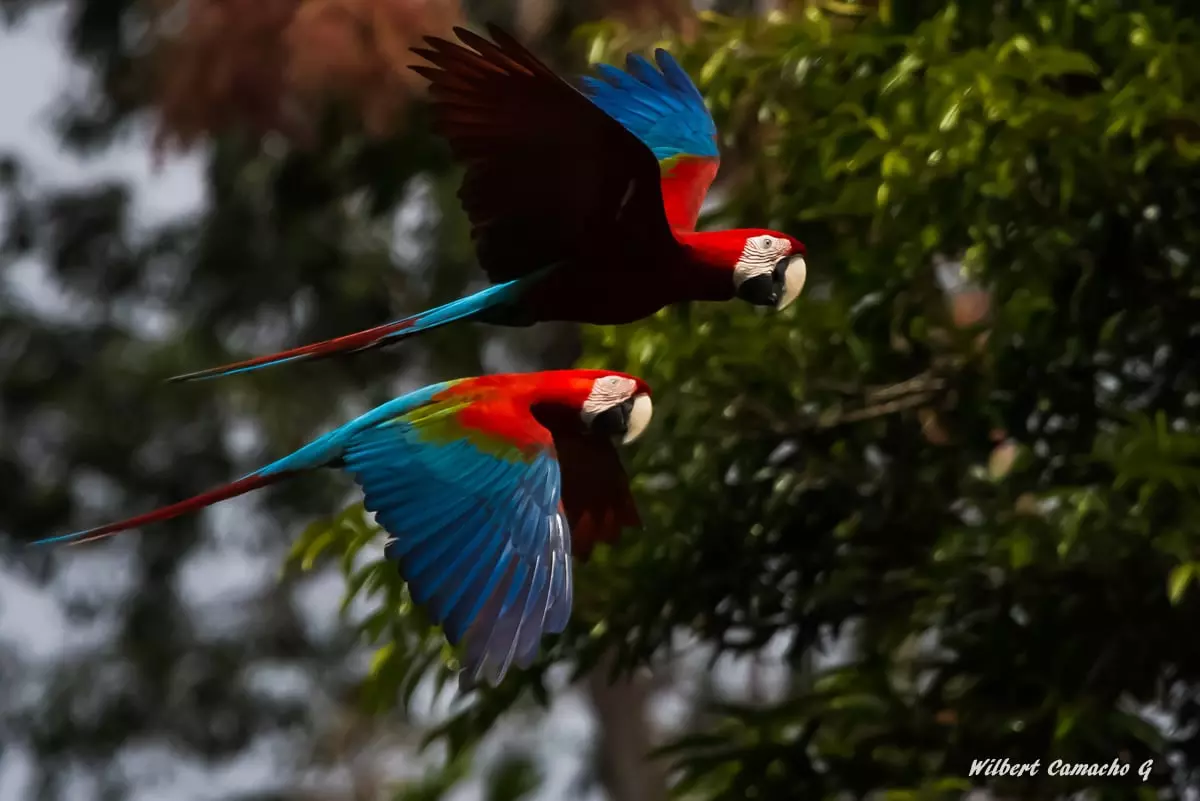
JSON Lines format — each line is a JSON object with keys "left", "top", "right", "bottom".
{"left": 581, "top": 49, "right": 720, "bottom": 232}
{"left": 410, "top": 25, "right": 679, "bottom": 284}
{"left": 341, "top": 391, "right": 574, "bottom": 687}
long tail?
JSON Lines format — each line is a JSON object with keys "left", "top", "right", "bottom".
{"left": 29, "top": 472, "right": 293, "bottom": 547}
{"left": 167, "top": 278, "right": 526, "bottom": 384}
{"left": 29, "top": 380, "right": 458, "bottom": 548}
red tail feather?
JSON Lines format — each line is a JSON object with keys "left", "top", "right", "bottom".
{"left": 34, "top": 472, "right": 287, "bottom": 547}
{"left": 167, "top": 319, "right": 418, "bottom": 383}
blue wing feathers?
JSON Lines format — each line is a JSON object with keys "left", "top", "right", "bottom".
{"left": 443, "top": 539, "right": 515, "bottom": 644}
{"left": 543, "top": 515, "right": 573, "bottom": 635}
{"left": 624, "top": 54, "right": 673, "bottom": 96}
{"left": 401, "top": 504, "right": 489, "bottom": 594}
{"left": 340, "top": 397, "right": 574, "bottom": 687}
{"left": 408, "top": 503, "right": 494, "bottom": 582}
{"left": 429, "top": 520, "right": 509, "bottom": 636}
{"left": 655, "top": 49, "right": 708, "bottom": 105}
{"left": 581, "top": 48, "right": 718, "bottom": 162}
{"left": 468, "top": 516, "right": 568, "bottom": 682}
{"left": 512, "top": 556, "right": 553, "bottom": 668}
{"left": 368, "top": 487, "right": 456, "bottom": 554}
{"left": 462, "top": 524, "right": 564, "bottom": 683}
{"left": 482, "top": 558, "right": 539, "bottom": 683}
{"left": 515, "top": 559, "right": 553, "bottom": 668}
{"left": 443, "top": 488, "right": 528, "bottom": 640}
{"left": 463, "top": 470, "right": 556, "bottom": 676}
{"left": 462, "top": 559, "right": 521, "bottom": 670}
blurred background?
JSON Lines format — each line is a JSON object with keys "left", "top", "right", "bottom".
{"left": 3, "top": 0, "right": 1200, "bottom": 799}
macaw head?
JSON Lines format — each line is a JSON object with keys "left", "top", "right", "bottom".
{"left": 692, "top": 230, "right": 808, "bottom": 311}
{"left": 531, "top": 371, "right": 652, "bottom": 443}
{"left": 578, "top": 373, "right": 654, "bottom": 445}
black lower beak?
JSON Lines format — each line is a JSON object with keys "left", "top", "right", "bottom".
{"left": 592, "top": 400, "right": 632, "bottom": 437}
{"left": 736, "top": 271, "right": 781, "bottom": 307}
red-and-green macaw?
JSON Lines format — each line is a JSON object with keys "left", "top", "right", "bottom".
{"left": 168, "top": 24, "right": 807, "bottom": 383}
{"left": 33, "top": 369, "right": 653, "bottom": 688}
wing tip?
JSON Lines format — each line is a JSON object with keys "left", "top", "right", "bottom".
{"left": 626, "top": 51, "right": 654, "bottom": 67}
{"left": 653, "top": 47, "right": 680, "bottom": 68}
{"left": 483, "top": 22, "right": 525, "bottom": 52}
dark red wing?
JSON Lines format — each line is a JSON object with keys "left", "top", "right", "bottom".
{"left": 410, "top": 25, "right": 678, "bottom": 283}
{"left": 554, "top": 432, "right": 641, "bottom": 560}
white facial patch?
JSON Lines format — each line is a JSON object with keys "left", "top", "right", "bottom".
{"left": 732, "top": 234, "right": 792, "bottom": 288}
{"left": 580, "top": 375, "right": 637, "bottom": 423}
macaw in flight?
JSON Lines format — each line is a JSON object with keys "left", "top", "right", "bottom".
{"left": 32, "top": 370, "right": 653, "bottom": 688}
{"left": 168, "top": 24, "right": 808, "bottom": 383}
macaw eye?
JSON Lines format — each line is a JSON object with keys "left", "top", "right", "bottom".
{"left": 761, "top": 236, "right": 774, "bottom": 248}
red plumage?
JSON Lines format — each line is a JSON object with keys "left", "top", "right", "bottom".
{"left": 410, "top": 26, "right": 802, "bottom": 324}
{"left": 661, "top": 156, "right": 720, "bottom": 232}
{"left": 440, "top": 371, "right": 646, "bottom": 558}
{"left": 556, "top": 433, "right": 641, "bottom": 559}
{"left": 166, "top": 25, "right": 808, "bottom": 384}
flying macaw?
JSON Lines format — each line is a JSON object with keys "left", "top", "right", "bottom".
{"left": 168, "top": 24, "right": 808, "bottom": 383}
{"left": 32, "top": 369, "right": 653, "bottom": 688}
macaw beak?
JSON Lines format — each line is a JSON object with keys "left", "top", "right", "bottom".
{"left": 622, "top": 393, "right": 653, "bottom": 444}
{"left": 775, "top": 255, "right": 808, "bottom": 311}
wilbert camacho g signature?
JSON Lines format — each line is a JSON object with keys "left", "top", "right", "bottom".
{"left": 969, "top": 757, "right": 1153, "bottom": 782}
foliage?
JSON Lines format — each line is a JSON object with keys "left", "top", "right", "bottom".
{"left": 294, "top": 1, "right": 1200, "bottom": 799}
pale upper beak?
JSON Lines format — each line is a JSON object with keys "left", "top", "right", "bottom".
{"left": 622, "top": 393, "right": 653, "bottom": 445}
{"left": 776, "top": 255, "right": 808, "bottom": 311}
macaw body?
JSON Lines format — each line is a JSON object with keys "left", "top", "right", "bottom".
{"left": 34, "top": 369, "right": 654, "bottom": 688}
{"left": 499, "top": 239, "right": 739, "bottom": 325}
{"left": 169, "top": 25, "right": 808, "bottom": 383}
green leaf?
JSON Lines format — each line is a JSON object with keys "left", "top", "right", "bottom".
{"left": 1168, "top": 563, "right": 1195, "bottom": 605}
{"left": 1009, "top": 533, "right": 1033, "bottom": 569}
{"left": 369, "top": 642, "right": 396, "bottom": 677}
{"left": 699, "top": 41, "right": 734, "bottom": 86}
{"left": 300, "top": 527, "right": 338, "bottom": 572}
{"left": 341, "top": 523, "right": 381, "bottom": 578}
{"left": 939, "top": 103, "right": 960, "bottom": 132}
{"left": 1031, "top": 46, "right": 1100, "bottom": 77}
